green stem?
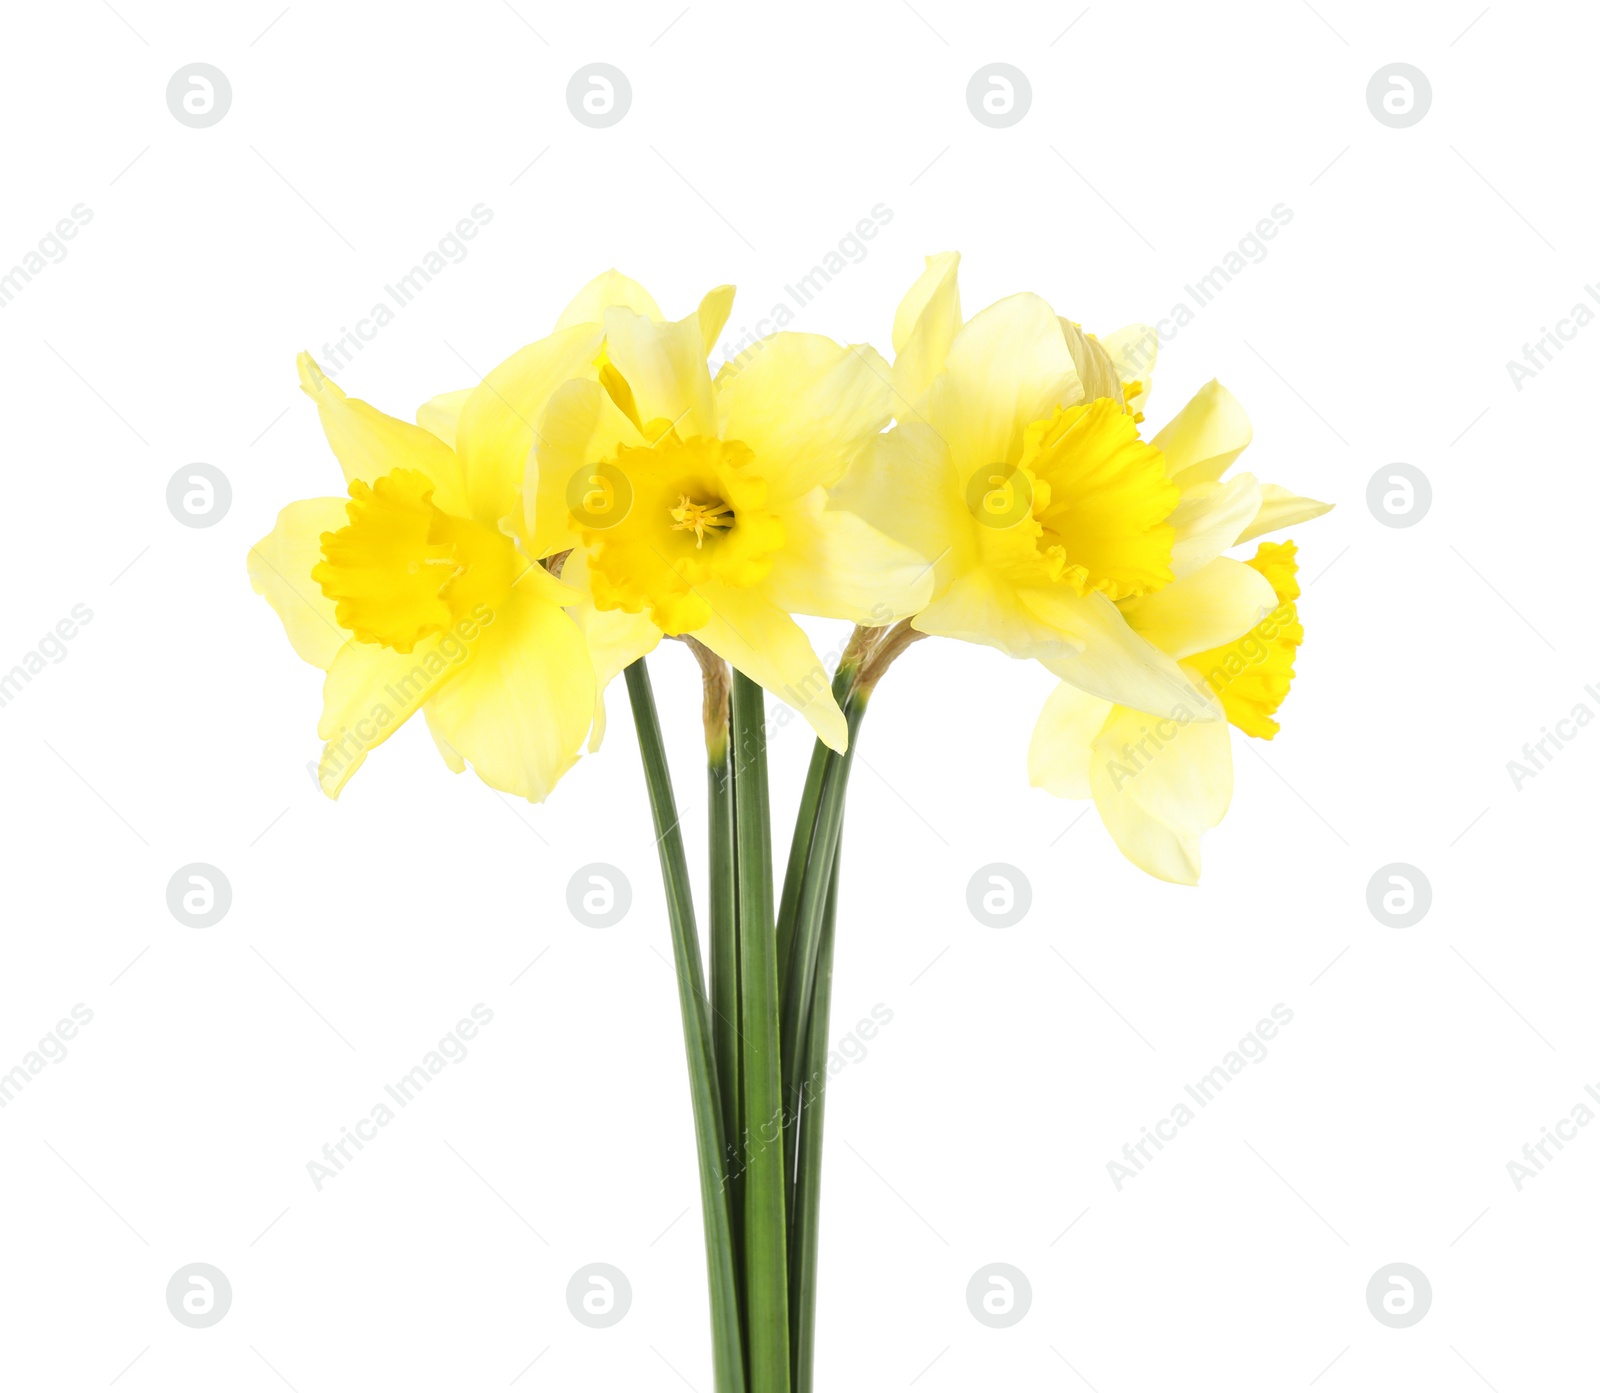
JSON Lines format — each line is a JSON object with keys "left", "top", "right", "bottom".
{"left": 707, "top": 733, "right": 744, "bottom": 1301}
{"left": 625, "top": 659, "right": 746, "bottom": 1393}
{"left": 779, "top": 693, "right": 865, "bottom": 1203}
{"left": 788, "top": 840, "right": 841, "bottom": 1393}
{"left": 729, "top": 669, "right": 791, "bottom": 1392}
{"left": 775, "top": 661, "right": 858, "bottom": 998}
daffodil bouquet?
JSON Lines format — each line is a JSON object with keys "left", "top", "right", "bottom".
{"left": 250, "top": 256, "right": 1330, "bottom": 1389}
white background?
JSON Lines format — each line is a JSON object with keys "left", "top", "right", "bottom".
{"left": 1, "top": 1, "right": 1593, "bottom": 1388}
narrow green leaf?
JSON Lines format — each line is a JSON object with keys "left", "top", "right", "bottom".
{"left": 707, "top": 741, "right": 744, "bottom": 1284}
{"left": 729, "top": 669, "right": 791, "bottom": 1392}
{"left": 625, "top": 659, "right": 747, "bottom": 1393}
{"left": 788, "top": 840, "right": 841, "bottom": 1393}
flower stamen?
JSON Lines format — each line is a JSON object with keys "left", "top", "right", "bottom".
{"left": 669, "top": 495, "right": 735, "bottom": 548}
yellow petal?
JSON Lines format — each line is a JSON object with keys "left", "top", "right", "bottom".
{"left": 296, "top": 353, "right": 468, "bottom": 517}
{"left": 1237, "top": 483, "right": 1334, "bottom": 544}
{"left": 828, "top": 423, "right": 969, "bottom": 589}
{"left": 248, "top": 498, "right": 351, "bottom": 669}
{"left": 553, "top": 270, "right": 664, "bottom": 331}
{"left": 697, "top": 284, "right": 736, "bottom": 353}
{"left": 913, "top": 567, "right": 1073, "bottom": 660}
{"left": 602, "top": 306, "right": 717, "bottom": 438}
{"left": 1028, "top": 682, "right": 1113, "bottom": 798}
{"left": 561, "top": 548, "right": 662, "bottom": 750}
{"left": 1089, "top": 703, "right": 1234, "bottom": 885}
{"left": 715, "top": 333, "right": 893, "bottom": 499}
{"left": 314, "top": 628, "right": 474, "bottom": 797}
{"left": 928, "top": 293, "right": 1076, "bottom": 479}
{"left": 1151, "top": 379, "right": 1252, "bottom": 487}
{"left": 423, "top": 581, "right": 596, "bottom": 802}
{"left": 524, "top": 378, "right": 646, "bottom": 559}
{"left": 1059, "top": 318, "right": 1123, "bottom": 405}
{"left": 1022, "top": 586, "right": 1219, "bottom": 720}
{"left": 891, "top": 251, "right": 961, "bottom": 404}
{"left": 1097, "top": 323, "right": 1159, "bottom": 420}
{"left": 764, "top": 489, "right": 935, "bottom": 624}
{"left": 690, "top": 584, "right": 848, "bottom": 752}
{"left": 1169, "top": 472, "right": 1261, "bottom": 578}
{"left": 453, "top": 323, "right": 606, "bottom": 529}
{"left": 425, "top": 708, "right": 467, "bottom": 772}
{"left": 416, "top": 389, "right": 474, "bottom": 450}
{"left": 1119, "top": 557, "right": 1278, "bottom": 659}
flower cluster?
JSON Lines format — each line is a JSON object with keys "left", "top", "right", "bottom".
{"left": 249, "top": 255, "right": 1330, "bottom": 882}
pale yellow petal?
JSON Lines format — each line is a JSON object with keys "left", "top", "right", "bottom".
{"left": 697, "top": 284, "right": 736, "bottom": 353}
{"left": 561, "top": 548, "right": 662, "bottom": 750}
{"left": 764, "top": 489, "right": 935, "bottom": 624}
{"left": 425, "top": 708, "right": 467, "bottom": 772}
{"left": 423, "top": 582, "right": 596, "bottom": 802}
{"left": 314, "top": 629, "right": 472, "bottom": 797}
{"left": 1089, "top": 703, "right": 1234, "bottom": 885}
{"left": 454, "top": 323, "right": 606, "bottom": 529}
{"left": 1119, "top": 557, "right": 1278, "bottom": 659}
{"left": 715, "top": 333, "right": 893, "bottom": 499}
{"left": 828, "top": 423, "right": 969, "bottom": 587}
{"left": 691, "top": 585, "right": 848, "bottom": 752}
{"left": 1151, "top": 379, "right": 1252, "bottom": 487}
{"left": 912, "top": 567, "right": 1076, "bottom": 661}
{"left": 524, "top": 378, "right": 646, "bottom": 558}
{"left": 1059, "top": 318, "right": 1123, "bottom": 405}
{"left": 296, "top": 353, "right": 468, "bottom": 517}
{"left": 248, "top": 498, "right": 351, "bottom": 669}
{"left": 1022, "top": 586, "right": 1220, "bottom": 720}
{"left": 1098, "top": 323, "right": 1159, "bottom": 417}
{"left": 602, "top": 306, "right": 716, "bottom": 437}
{"left": 1237, "top": 483, "right": 1334, "bottom": 544}
{"left": 928, "top": 293, "right": 1076, "bottom": 478}
{"left": 1169, "top": 472, "right": 1262, "bottom": 578}
{"left": 891, "top": 251, "right": 961, "bottom": 404}
{"left": 1028, "top": 682, "right": 1113, "bottom": 799}
{"left": 416, "top": 389, "right": 474, "bottom": 450}
{"left": 553, "top": 270, "right": 664, "bottom": 331}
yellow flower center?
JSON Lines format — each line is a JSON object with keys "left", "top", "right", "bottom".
{"left": 313, "top": 468, "right": 519, "bottom": 651}
{"left": 669, "top": 494, "right": 736, "bottom": 547}
{"left": 1187, "top": 540, "right": 1303, "bottom": 739}
{"left": 579, "top": 431, "right": 783, "bottom": 635}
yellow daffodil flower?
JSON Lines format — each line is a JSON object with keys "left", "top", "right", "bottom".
{"left": 1028, "top": 379, "right": 1332, "bottom": 883}
{"left": 247, "top": 270, "right": 700, "bottom": 800}
{"left": 832, "top": 253, "right": 1222, "bottom": 718}
{"left": 526, "top": 304, "right": 936, "bottom": 753}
